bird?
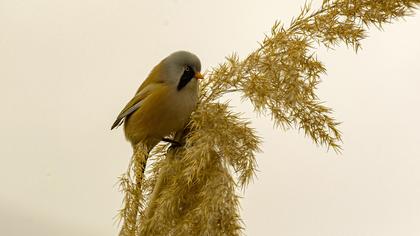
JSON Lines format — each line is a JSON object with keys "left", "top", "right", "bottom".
{"left": 111, "top": 51, "right": 203, "bottom": 153}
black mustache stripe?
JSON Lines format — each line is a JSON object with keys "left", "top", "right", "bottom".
{"left": 177, "top": 66, "right": 195, "bottom": 90}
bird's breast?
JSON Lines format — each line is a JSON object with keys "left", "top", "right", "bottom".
{"left": 124, "top": 83, "right": 198, "bottom": 145}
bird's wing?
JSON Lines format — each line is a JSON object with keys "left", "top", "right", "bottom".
{"left": 111, "top": 84, "right": 158, "bottom": 130}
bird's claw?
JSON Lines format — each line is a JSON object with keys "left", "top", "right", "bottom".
{"left": 162, "top": 138, "right": 182, "bottom": 149}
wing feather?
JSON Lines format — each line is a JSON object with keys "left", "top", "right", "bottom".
{"left": 110, "top": 83, "right": 160, "bottom": 130}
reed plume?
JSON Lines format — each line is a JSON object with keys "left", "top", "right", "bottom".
{"left": 117, "top": 1, "right": 420, "bottom": 235}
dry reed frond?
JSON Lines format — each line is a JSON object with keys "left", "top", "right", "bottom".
{"left": 118, "top": 143, "right": 148, "bottom": 236}
{"left": 117, "top": 1, "right": 419, "bottom": 235}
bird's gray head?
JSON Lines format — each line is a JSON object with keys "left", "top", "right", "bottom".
{"left": 162, "top": 51, "right": 202, "bottom": 90}
{"left": 166, "top": 50, "right": 201, "bottom": 72}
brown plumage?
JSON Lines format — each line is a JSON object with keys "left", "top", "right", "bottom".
{"left": 112, "top": 51, "right": 203, "bottom": 151}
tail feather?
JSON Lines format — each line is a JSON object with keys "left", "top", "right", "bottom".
{"left": 111, "top": 117, "right": 124, "bottom": 130}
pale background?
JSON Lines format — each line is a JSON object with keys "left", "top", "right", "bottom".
{"left": 1, "top": 0, "right": 420, "bottom": 235}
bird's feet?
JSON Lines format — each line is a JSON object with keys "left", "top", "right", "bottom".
{"left": 162, "top": 138, "right": 182, "bottom": 149}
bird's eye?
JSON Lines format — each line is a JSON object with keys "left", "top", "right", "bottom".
{"left": 185, "top": 66, "right": 190, "bottom": 71}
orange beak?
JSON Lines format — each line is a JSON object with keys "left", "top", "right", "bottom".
{"left": 194, "top": 72, "right": 204, "bottom": 80}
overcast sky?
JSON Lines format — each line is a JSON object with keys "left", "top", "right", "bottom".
{"left": 1, "top": 0, "right": 420, "bottom": 235}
